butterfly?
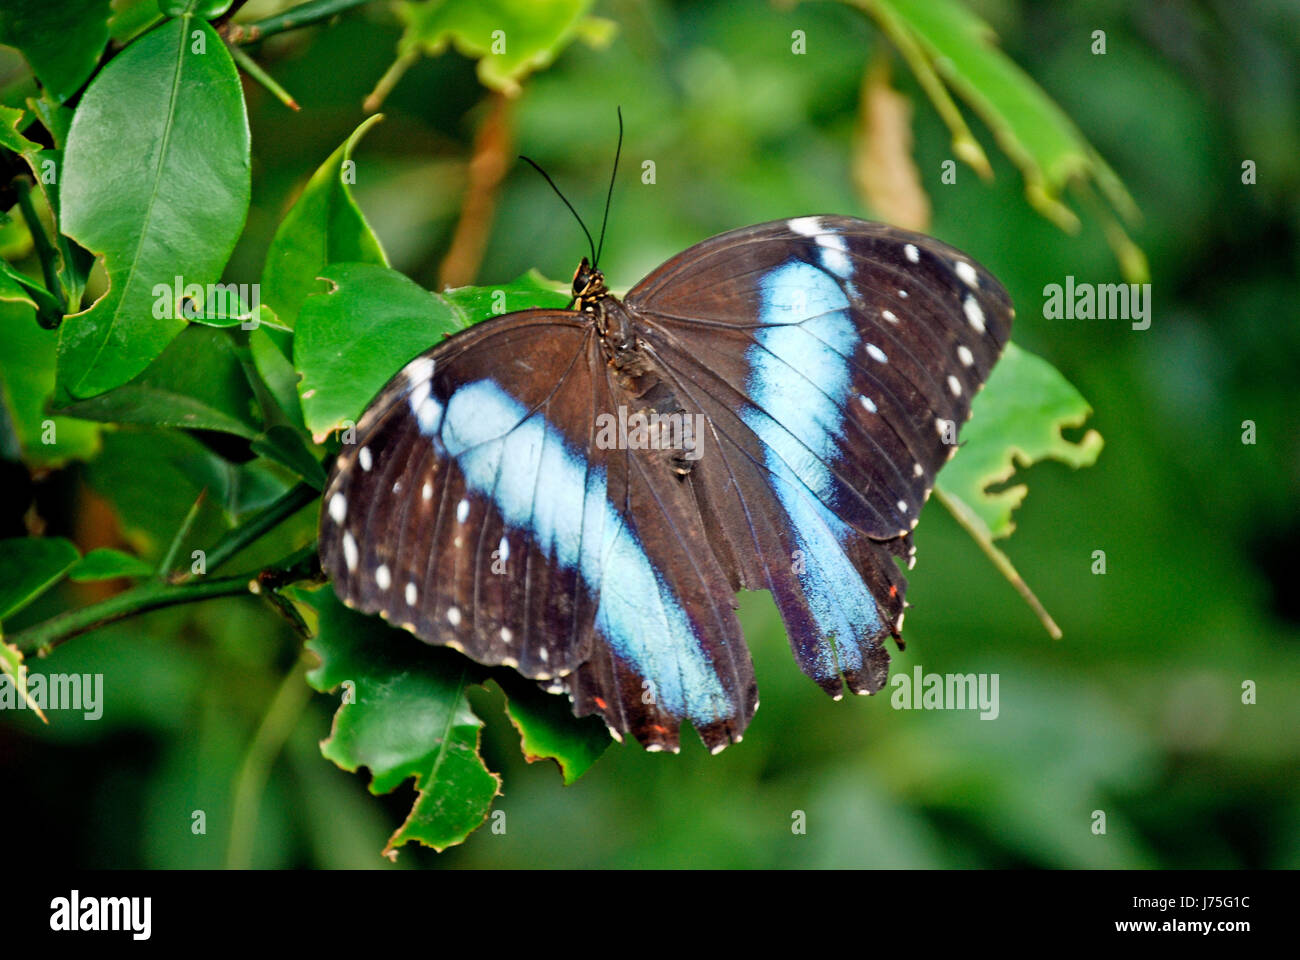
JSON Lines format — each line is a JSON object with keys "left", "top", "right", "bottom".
{"left": 319, "top": 214, "right": 1012, "bottom": 753}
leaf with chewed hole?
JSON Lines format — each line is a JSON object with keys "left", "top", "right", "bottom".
{"left": 57, "top": 16, "right": 250, "bottom": 397}
{"left": 260, "top": 116, "right": 387, "bottom": 330}
{"left": 293, "top": 584, "right": 501, "bottom": 856}
{"left": 293, "top": 262, "right": 568, "bottom": 442}
{"left": 936, "top": 342, "right": 1102, "bottom": 638}
{"left": 491, "top": 673, "right": 609, "bottom": 785}
{"left": 939, "top": 341, "right": 1103, "bottom": 540}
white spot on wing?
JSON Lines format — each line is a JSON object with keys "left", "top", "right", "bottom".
{"left": 342, "top": 532, "right": 358, "bottom": 571}
{"left": 447, "top": 606, "right": 462, "bottom": 626}
{"left": 954, "top": 260, "right": 979, "bottom": 288}
{"left": 948, "top": 375, "right": 963, "bottom": 396}
{"left": 859, "top": 395, "right": 877, "bottom": 414}
{"left": 498, "top": 536, "right": 509, "bottom": 561}
{"left": 375, "top": 564, "right": 391, "bottom": 590}
{"left": 405, "top": 582, "right": 418, "bottom": 605}
{"left": 897, "top": 500, "right": 908, "bottom": 513}
{"left": 904, "top": 243, "right": 920, "bottom": 263}
{"left": 456, "top": 498, "right": 469, "bottom": 523}
{"left": 405, "top": 356, "right": 435, "bottom": 384}
{"left": 788, "top": 216, "right": 822, "bottom": 236}
{"left": 957, "top": 344, "right": 974, "bottom": 367}
{"left": 328, "top": 492, "right": 346, "bottom": 524}
{"left": 358, "top": 446, "right": 372, "bottom": 471}
{"left": 963, "top": 295, "right": 986, "bottom": 333}
{"left": 422, "top": 481, "right": 433, "bottom": 501}
{"left": 866, "top": 343, "right": 887, "bottom": 363}
{"left": 882, "top": 309, "right": 898, "bottom": 324}
{"left": 500, "top": 626, "right": 513, "bottom": 643}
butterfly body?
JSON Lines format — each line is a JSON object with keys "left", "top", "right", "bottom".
{"left": 319, "top": 216, "right": 1012, "bottom": 753}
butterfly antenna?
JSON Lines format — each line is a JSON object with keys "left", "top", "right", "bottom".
{"left": 518, "top": 155, "right": 597, "bottom": 265}
{"left": 594, "top": 106, "right": 623, "bottom": 269}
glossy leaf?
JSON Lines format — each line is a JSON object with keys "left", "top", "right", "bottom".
{"left": 54, "top": 325, "right": 261, "bottom": 438}
{"left": 939, "top": 341, "right": 1104, "bottom": 540}
{"left": 295, "top": 584, "right": 501, "bottom": 855}
{"left": 58, "top": 16, "right": 250, "bottom": 398}
{"left": 0, "top": 0, "right": 113, "bottom": 103}
{"left": 0, "top": 537, "right": 80, "bottom": 621}
{"left": 294, "top": 263, "right": 569, "bottom": 441}
{"left": 260, "top": 115, "right": 387, "bottom": 330}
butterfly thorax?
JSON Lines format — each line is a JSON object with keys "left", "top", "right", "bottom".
{"left": 573, "top": 259, "right": 697, "bottom": 477}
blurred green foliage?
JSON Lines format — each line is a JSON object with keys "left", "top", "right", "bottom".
{"left": 1, "top": 0, "right": 1297, "bottom": 868}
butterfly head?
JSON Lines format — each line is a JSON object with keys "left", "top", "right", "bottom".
{"left": 571, "top": 257, "right": 608, "bottom": 311}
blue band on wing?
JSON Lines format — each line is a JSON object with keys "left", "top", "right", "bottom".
{"left": 742, "top": 259, "right": 884, "bottom": 680}
{"left": 424, "top": 378, "right": 732, "bottom": 724}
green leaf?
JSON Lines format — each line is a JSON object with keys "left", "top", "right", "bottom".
{"left": 294, "top": 263, "right": 569, "bottom": 441}
{"left": 58, "top": 16, "right": 251, "bottom": 398}
{"left": 53, "top": 325, "right": 261, "bottom": 438}
{"left": 0, "top": 258, "right": 61, "bottom": 319}
{"left": 850, "top": 0, "right": 1146, "bottom": 281}
{"left": 0, "top": 536, "right": 80, "bottom": 621}
{"left": 294, "top": 584, "right": 501, "bottom": 856}
{"left": 260, "top": 115, "right": 387, "bottom": 330}
{"left": 442, "top": 268, "right": 571, "bottom": 322}
{"left": 158, "top": 1, "right": 233, "bottom": 18}
{"left": 394, "top": 0, "right": 615, "bottom": 97}
{"left": 492, "top": 673, "right": 608, "bottom": 785}
{"left": 68, "top": 547, "right": 154, "bottom": 581}
{"left": 25, "top": 92, "right": 73, "bottom": 149}
{"left": 938, "top": 341, "right": 1103, "bottom": 540}
{"left": 0, "top": 0, "right": 113, "bottom": 102}
{"left": 293, "top": 262, "right": 456, "bottom": 441}
{"left": 0, "top": 300, "right": 101, "bottom": 467}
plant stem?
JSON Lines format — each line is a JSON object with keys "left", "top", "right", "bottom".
{"left": 227, "top": 42, "right": 300, "bottom": 111}
{"left": 222, "top": 0, "right": 373, "bottom": 44}
{"left": 934, "top": 485, "right": 1063, "bottom": 640}
{"left": 13, "top": 178, "right": 66, "bottom": 325}
{"left": 10, "top": 574, "right": 257, "bottom": 656}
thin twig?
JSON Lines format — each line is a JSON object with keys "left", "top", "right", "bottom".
{"left": 221, "top": 0, "right": 372, "bottom": 44}
{"left": 438, "top": 92, "right": 513, "bottom": 289}
{"left": 9, "top": 574, "right": 259, "bottom": 656}
{"left": 933, "top": 485, "right": 1063, "bottom": 639}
